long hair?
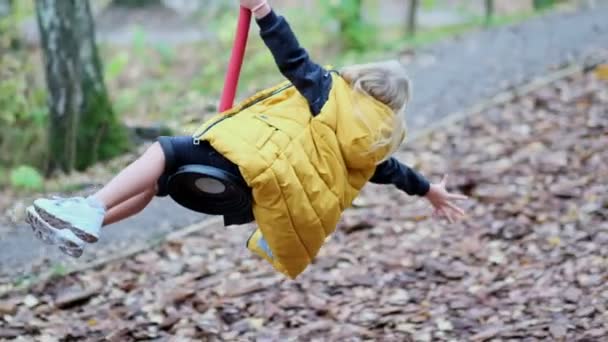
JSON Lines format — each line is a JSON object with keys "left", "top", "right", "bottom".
{"left": 340, "top": 60, "right": 411, "bottom": 162}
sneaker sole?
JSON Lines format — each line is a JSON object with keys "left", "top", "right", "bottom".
{"left": 25, "top": 210, "right": 55, "bottom": 246}
{"left": 26, "top": 208, "right": 83, "bottom": 253}
{"left": 33, "top": 205, "right": 98, "bottom": 243}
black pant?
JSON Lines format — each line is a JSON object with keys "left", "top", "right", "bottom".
{"left": 156, "top": 136, "right": 254, "bottom": 225}
{"left": 156, "top": 135, "right": 246, "bottom": 196}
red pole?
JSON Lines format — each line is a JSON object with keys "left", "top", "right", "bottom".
{"left": 219, "top": 7, "right": 252, "bottom": 112}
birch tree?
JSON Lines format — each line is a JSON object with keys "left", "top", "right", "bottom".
{"left": 36, "top": 0, "right": 127, "bottom": 172}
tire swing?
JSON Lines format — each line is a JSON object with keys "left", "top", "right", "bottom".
{"left": 165, "top": 7, "right": 253, "bottom": 218}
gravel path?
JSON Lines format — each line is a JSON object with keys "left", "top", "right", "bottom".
{"left": 404, "top": 4, "right": 608, "bottom": 129}
{"left": 1, "top": 4, "right": 607, "bottom": 285}
{"left": 0, "top": 199, "right": 206, "bottom": 288}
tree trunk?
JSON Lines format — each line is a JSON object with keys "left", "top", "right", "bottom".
{"left": 533, "top": 0, "right": 555, "bottom": 10}
{"left": 484, "top": 0, "right": 494, "bottom": 27}
{"left": 35, "top": 0, "right": 128, "bottom": 173}
{"left": 112, "top": 0, "right": 162, "bottom": 7}
{"left": 406, "top": 0, "right": 419, "bottom": 37}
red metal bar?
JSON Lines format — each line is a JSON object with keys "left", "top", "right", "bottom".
{"left": 219, "top": 6, "right": 252, "bottom": 112}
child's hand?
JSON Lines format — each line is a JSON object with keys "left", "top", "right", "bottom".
{"left": 240, "top": 0, "right": 271, "bottom": 18}
{"left": 425, "top": 175, "right": 467, "bottom": 223}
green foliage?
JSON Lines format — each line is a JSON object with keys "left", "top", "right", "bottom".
{"left": 104, "top": 51, "right": 130, "bottom": 82}
{"left": 0, "top": 0, "right": 34, "bottom": 44}
{"left": 318, "top": 0, "right": 377, "bottom": 52}
{"left": 112, "top": 0, "right": 162, "bottom": 8}
{"left": 9, "top": 165, "right": 44, "bottom": 191}
{"left": 0, "top": 53, "right": 48, "bottom": 172}
{"left": 154, "top": 42, "right": 175, "bottom": 67}
{"left": 112, "top": 87, "right": 138, "bottom": 115}
{"left": 0, "top": 1, "right": 48, "bottom": 183}
{"left": 534, "top": 0, "right": 556, "bottom": 10}
{"left": 0, "top": 0, "right": 19, "bottom": 50}
{"left": 421, "top": 0, "right": 437, "bottom": 9}
{"left": 197, "top": 10, "right": 279, "bottom": 96}
{"left": 132, "top": 25, "right": 148, "bottom": 59}
{"left": 0, "top": 166, "right": 7, "bottom": 186}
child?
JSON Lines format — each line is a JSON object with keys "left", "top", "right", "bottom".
{"left": 26, "top": 0, "right": 467, "bottom": 279}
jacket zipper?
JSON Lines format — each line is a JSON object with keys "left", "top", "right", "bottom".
{"left": 193, "top": 83, "right": 293, "bottom": 144}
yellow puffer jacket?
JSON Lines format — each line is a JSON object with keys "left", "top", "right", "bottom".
{"left": 192, "top": 73, "right": 399, "bottom": 279}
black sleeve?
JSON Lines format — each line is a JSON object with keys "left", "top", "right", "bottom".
{"left": 370, "top": 157, "right": 431, "bottom": 196}
{"left": 256, "top": 10, "right": 331, "bottom": 116}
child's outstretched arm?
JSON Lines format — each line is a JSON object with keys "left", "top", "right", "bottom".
{"left": 371, "top": 157, "right": 430, "bottom": 196}
{"left": 241, "top": 0, "right": 331, "bottom": 115}
{"left": 371, "top": 158, "right": 467, "bottom": 223}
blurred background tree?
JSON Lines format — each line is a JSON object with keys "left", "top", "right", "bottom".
{"left": 0, "top": 0, "right": 11, "bottom": 44}
{"left": 406, "top": 0, "right": 419, "bottom": 37}
{"left": 534, "top": 0, "right": 557, "bottom": 10}
{"left": 485, "top": 0, "right": 495, "bottom": 26}
{"left": 0, "top": 0, "right": 18, "bottom": 49}
{"left": 319, "top": 0, "right": 373, "bottom": 52}
{"left": 35, "top": 0, "right": 128, "bottom": 173}
{"left": 112, "top": 0, "right": 162, "bottom": 7}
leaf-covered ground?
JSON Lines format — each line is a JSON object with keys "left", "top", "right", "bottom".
{"left": 0, "top": 68, "right": 607, "bottom": 341}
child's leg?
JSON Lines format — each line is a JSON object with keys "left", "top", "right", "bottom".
{"left": 32, "top": 142, "right": 167, "bottom": 243}
{"left": 102, "top": 186, "right": 157, "bottom": 226}
{"left": 92, "top": 142, "right": 166, "bottom": 210}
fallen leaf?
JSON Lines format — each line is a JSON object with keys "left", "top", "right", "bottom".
{"left": 23, "top": 294, "right": 40, "bottom": 308}
{"left": 594, "top": 64, "right": 608, "bottom": 80}
{"left": 54, "top": 287, "right": 101, "bottom": 309}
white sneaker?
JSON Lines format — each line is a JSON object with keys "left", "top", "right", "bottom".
{"left": 33, "top": 196, "right": 105, "bottom": 243}
{"left": 25, "top": 206, "right": 84, "bottom": 258}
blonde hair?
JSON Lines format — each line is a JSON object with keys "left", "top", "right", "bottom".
{"left": 340, "top": 60, "right": 411, "bottom": 162}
